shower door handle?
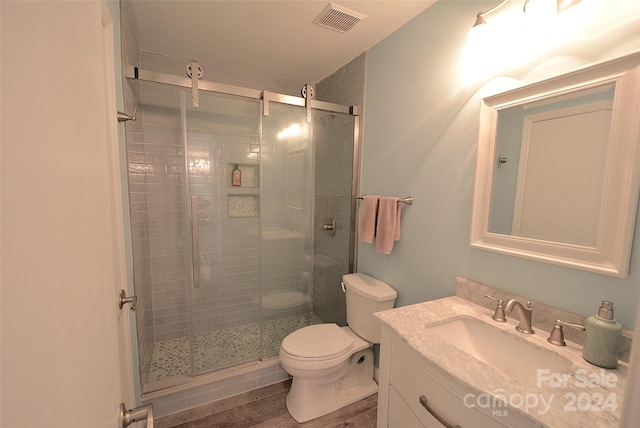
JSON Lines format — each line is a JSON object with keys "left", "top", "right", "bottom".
{"left": 191, "top": 195, "right": 200, "bottom": 288}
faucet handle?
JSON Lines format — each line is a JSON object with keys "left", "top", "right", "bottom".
{"left": 484, "top": 295, "right": 507, "bottom": 322}
{"left": 547, "top": 319, "right": 585, "bottom": 346}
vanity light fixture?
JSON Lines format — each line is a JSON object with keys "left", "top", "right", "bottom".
{"left": 523, "top": 0, "right": 582, "bottom": 12}
{"left": 472, "top": 0, "right": 582, "bottom": 29}
{"left": 555, "top": 0, "right": 582, "bottom": 12}
{"left": 471, "top": 0, "right": 508, "bottom": 29}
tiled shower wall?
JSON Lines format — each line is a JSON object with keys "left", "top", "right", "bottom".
{"left": 313, "top": 53, "right": 367, "bottom": 325}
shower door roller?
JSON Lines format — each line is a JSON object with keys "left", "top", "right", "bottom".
{"left": 118, "top": 402, "right": 153, "bottom": 428}
{"left": 301, "top": 84, "right": 315, "bottom": 99}
{"left": 118, "top": 289, "right": 137, "bottom": 311}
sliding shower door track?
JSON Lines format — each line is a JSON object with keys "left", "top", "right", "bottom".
{"left": 125, "top": 65, "right": 358, "bottom": 115}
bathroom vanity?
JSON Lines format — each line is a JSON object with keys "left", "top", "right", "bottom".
{"left": 375, "top": 296, "right": 627, "bottom": 427}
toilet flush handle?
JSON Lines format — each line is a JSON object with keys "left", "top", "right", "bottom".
{"left": 341, "top": 281, "right": 346, "bottom": 293}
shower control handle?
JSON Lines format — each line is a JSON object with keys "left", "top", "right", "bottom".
{"left": 322, "top": 219, "right": 336, "bottom": 236}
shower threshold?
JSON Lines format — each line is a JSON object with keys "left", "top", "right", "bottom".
{"left": 146, "top": 312, "right": 321, "bottom": 386}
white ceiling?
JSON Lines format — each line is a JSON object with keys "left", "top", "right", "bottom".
{"left": 126, "top": 1, "right": 436, "bottom": 83}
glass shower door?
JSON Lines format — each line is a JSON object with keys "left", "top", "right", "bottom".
{"left": 311, "top": 109, "right": 357, "bottom": 326}
{"left": 183, "top": 91, "right": 263, "bottom": 374}
{"left": 182, "top": 91, "right": 317, "bottom": 375}
{"left": 260, "top": 102, "right": 315, "bottom": 358}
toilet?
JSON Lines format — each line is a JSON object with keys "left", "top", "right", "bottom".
{"left": 279, "top": 273, "right": 397, "bottom": 423}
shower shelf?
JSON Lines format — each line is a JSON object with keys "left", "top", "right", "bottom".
{"left": 225, "top": 187, "right": 258, "bottom": 195}
{"left": 228, "top": 194, "right": 259, "bottom": 218}
{"left": 227, "top": 163, "right": 259, "bottom": 188}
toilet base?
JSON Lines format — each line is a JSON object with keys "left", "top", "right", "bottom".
{"left": 285, "top": 348, "right": 377, "bottom": 423}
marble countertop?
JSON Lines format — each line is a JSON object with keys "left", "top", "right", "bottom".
{"left": 374, "top": 296, "right": 627, "bottom": 428}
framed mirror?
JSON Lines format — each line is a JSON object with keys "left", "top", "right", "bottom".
{"left": 470, "top": 53, "right": 640, "bottom": 277}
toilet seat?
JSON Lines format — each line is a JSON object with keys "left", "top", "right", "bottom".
{"left": 281, "top": 323, "right": 353, "bottom": 360}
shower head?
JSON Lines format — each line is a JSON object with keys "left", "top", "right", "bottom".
{"left": 320, "top": 112, "right": 336, "bottom": 126}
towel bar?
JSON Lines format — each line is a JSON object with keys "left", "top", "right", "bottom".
{"left": 356, "top": 195, "right": 413, "bottom": 205}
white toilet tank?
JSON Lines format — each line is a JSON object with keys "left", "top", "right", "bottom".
{"left": 343, "top": 273, "right": 397, "bottom": 343}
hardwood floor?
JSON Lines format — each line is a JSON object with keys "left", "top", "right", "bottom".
{"left": 154, "top": 380, "right": 378, "bottom": 428}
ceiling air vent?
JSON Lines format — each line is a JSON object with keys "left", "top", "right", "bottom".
{"left": 313, "top": 3, "right": 366, "bottom": 33}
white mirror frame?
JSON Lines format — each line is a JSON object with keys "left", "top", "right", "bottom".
{"left": 471, "top": 53, "right": 640, "bottom": 277}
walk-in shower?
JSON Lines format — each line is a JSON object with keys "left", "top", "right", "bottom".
{"left": 123, "top": 66, "right": 360, "bottom": 393}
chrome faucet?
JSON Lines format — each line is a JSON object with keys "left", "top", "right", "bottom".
{"left": 504, "top": 299, "right": 534, "bottom": 334}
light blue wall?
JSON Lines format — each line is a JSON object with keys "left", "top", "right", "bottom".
{"left": 359, "top": 0, "right": 640, "bottom": 328}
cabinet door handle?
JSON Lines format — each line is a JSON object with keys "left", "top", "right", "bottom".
{"left": 419, "top": 395, "right": 461, "bottom": 428}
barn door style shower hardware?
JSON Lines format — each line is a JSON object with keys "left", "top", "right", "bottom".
{"left": 124, "top": 65, "right": 359, "bottom": 118}
{"left": 302, "top": 84, "right": 314, "bottom": 123}
{"left": 186, "top": 61, "right": 203, "bottom": 108}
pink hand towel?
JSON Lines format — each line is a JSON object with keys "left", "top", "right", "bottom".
{"left": 395, "top": 200, "right": 403, "bottom": 241}
{"left": 359, "top": 195, "right": 379, "bottom": 243}
{"left": 376, "top": 197, "right": 401, "bottom": 254}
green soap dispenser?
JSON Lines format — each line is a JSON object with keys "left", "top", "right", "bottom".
{"left": 583, "top": 300, "right": 622, "bottom": 369}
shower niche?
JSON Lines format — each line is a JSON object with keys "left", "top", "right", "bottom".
{"left": 227, "top": 194, "right": 259, "bottom": 218}
{"left": 227, "top": 163, "right": 259, "bottom": 188}
{"left": 226, "top": 163, "right": 260, "bottom": 217}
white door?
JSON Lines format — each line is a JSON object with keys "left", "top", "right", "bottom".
{"left": 1, "top": 1, "right": 135, "bottom": 426}
{"left": 511, "top": 103, "right": 611, "bottom": 246}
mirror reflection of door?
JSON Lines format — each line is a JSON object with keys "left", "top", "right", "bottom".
{"left": 488, "top": 83, "right": 614, "bottom": 246}
{"left": 512, "top": 101, "right": 612, "bottom": 246}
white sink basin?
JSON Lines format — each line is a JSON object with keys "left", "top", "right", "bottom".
{"left": 426, "top": 317, "right": 571, "bottom": 385}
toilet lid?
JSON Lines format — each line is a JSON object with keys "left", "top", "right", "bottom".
{"left": 281, "top": 323, "right": 353, "bottom": 359}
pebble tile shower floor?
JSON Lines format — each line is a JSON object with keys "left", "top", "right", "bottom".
{"left": 149, "top": 313, "right": 322, "bottom": 382}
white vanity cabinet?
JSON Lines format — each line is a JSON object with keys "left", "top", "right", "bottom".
{"left": 375, "top": 296, "right": 626, "bottom": 427}
{"left": 377, "top": 326, "right": 536, "bottom": 428}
